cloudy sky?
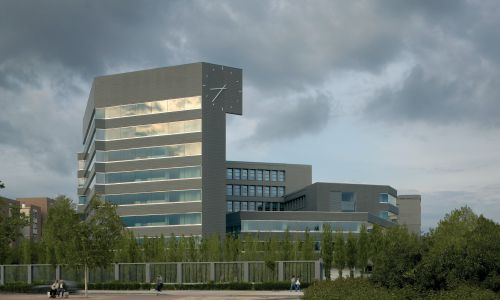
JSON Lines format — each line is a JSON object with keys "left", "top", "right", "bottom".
{"left": 1, "top": 0, "right": 500, "bottom": 231}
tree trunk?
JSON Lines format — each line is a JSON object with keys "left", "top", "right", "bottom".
{"left": 338, "top": 268, "right": 343, "bottom": 279}
{"left": 84, "top": 264, "right": 88, "bottom": 297}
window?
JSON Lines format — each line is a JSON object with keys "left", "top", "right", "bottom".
{"left": 241, "top": 185, "right": 248, "bottom": 197}
{"left": 272, "top": 202, "right": 279, "bottom": 211}
{"left": 265, "top": 202, "right": 271, "bottom": 211}
{"left": 233, "top": 185, "right": 241, "bottom": 196}
{"left": 241, "top": 169, "right": 248, "bottom": 180}
{"left": 226, "top": 185, "right": 233, "bottom": 196}
{"left": 233, "top": 201, "right": 240, "bottom": 212}
{"left": 241, "top": 201, "right": 248, "bottom": 211}
{"left": 226, "top": 168, "right": 233, "bottom": 180}
{"left": 233, "top": 169, "right": 241, "bottom": 180}
{"left": 379, "top": 193, "right": 397, "bottom": 206}
{"left": 257, "top": 202, "right": 264, "bottom": 211}
{"left": 227, "top": 201, "right": 233, "bottom": 212}
{"left": 263, "top": 186, "right": 270, "bottom": 197}
{"left": 278, "top": 171, "right": 285, "bottom": 182}
{"left": 96, "top": 166, "right": 201, "bottom": 184}
{"left": 121, "top": 213, "right": 201, "bottom": 227}
{"left": 96, "top": 143, "right": 202, "bottom": 162}
{"left": 270, "top": 186, "right": 278, "bottom": 197}
{"left": 271, "top": 170, "right": 277, "bottom": 181}
{"left": 256, "top": 170, "right": 263, "bottom": 181}
{"left": 248, "top": 185, "right": 256, "bottom": 197}
{"left": 264, "top": 170, "right": 270, "bottom": 181}
{"left": 248, "top": 202, "right": 255, "bottom": 211}
{"left": 248, "top": 169, "right": 256, "bottom": 180}
{"left": 104, "top": 190, "right": 202, "bottom": 205}
{"left": 256, "top": 186, "right": 263, "bottom": 197}
{"left": 341, "top": 192, "right": 356, "bottom": 212}
{"left": 278, "top": 186, "right": 285, "bottom": 197}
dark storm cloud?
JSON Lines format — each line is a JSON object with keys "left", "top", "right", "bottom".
{"left": 365, "top": 0, "right": 500, "bottom": 127}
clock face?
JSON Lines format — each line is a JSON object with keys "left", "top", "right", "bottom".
{"left": 203, "top": 65, "right": 242, "bottom": 113}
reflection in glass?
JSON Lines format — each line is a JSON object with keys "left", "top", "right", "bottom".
{"left": 104, "top": 189, "right": 201, "bottom": 205}
{"left": 96, "top": 119, "right": 201, "bottom": 141}
{"left": 242, "top": 220, "right": 362, "bottom": 233}
{"left": 121, "top": 213, "right": 201, "bottom": 227}
{"left": 96, "top": 96, "right": 201, "bottom": 119}
{"left": 96, "top": 166, "right": 201, "bottom": 184}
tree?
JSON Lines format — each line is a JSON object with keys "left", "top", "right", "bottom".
{"left": 281, "top": 228, "right": 293, "bottom": 261}
{"left": 302, "top": 228, "right": 314, "bottom": 260}
{"left": 73, "top": 195, "right": 123, "bottom": 297}
{"left": 187, "top": 235, "right": 198, "bottom": 262}
{"left": 356, "top": 224, "right": 369, "bottom": 278}
{"left": 0, "top": 199, "right": 30, "bottom": 264}
{"left": 333, "top": 229, "right": 346, "bottom": 279}
{"left": 371, "top": 225, "right": 421, "bottom": 288}
{"left": 178, "top": 235, "right": 187, "bottom": 262}
{"left": 321, "top": 224, "right": 334, "bottom": 279}
{"left": 166, "top": 233, "right": 178, "bottom": 262}
{"left": 345, "top": 231, "right": 357, "bottom": 278}
{"left": 0, "top": 180, "right": 5, "bottom": 189}
{"left": 19, "top": 239, "right": 32, "bottom": 264}
{"left": 42, "top": 196, "right": 80, "bottom": 264}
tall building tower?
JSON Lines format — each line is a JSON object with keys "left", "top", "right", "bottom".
{"left": 78, "top": 63, "right": 242, "bottom": 237}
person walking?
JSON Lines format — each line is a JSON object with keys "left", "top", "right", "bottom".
{"left": 289, "top": 275, "right": 296, "bottom": 292}
{"left": 155, "top": 275, "right": 163, "bottom": 295}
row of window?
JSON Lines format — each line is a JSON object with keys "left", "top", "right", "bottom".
{"left": 241, "top": 220, "right": 363, "bottom": 233}
{"left": 96, "top": 142, "right": 202, "bottom": 162}
{"left": 121, "top": 213, "right": 201, "bottom": 227}
{"left": 226, "top": 168, "right": 285, "bottom": 182}
{"left": 96, "top": 166, "right": 201, "bottom": 184}
{"left": 95, "top": 96, "right": 201, "bottom": 119}
{"left": 95, "top": 119, "right": 201, "bottom": 141}
{"left": 226, "top": 185, "right": 285, "bottom": 197}
{"left": 283, "top": 196, "right": 306, "bottom": 211}
{"left": 227, "top": 201, "right": 284, "bottom": 212}
{"left": 103, "top": 189, "right": 202, "bottom": 205}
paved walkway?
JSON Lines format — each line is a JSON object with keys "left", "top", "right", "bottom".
{"left": 0, "top": 290, "right": 304, "bottom": 300}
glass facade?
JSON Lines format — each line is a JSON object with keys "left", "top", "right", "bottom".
{"left": 95, "top": 96, "right": 201, "bottom": 119}
{"left": 96, "top": 143, "right": 201, "bottom": 162}
{"left": 379, "top": 193, "right": 397, "bottom": 206}
{"left": 96, "top": 166, "right": 201, "bottom": 184}
{"left": 95, "top": 119, "right": 201, "bottom": 141}
{"left": 227, "top": 201, "right": 283, "bottom": 212}
{"left": 242, "top": 220, "right": 363, "bottom": 233}
{"left": 121, "top": 213, "right": 201, "bottom": 227}
{"left": 103, "top": 190, "right": 201, "bottom": 205}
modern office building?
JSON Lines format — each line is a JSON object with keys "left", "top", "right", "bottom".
{"left": 78, "top": 62, "right": 242, "bottom": 237}
{"left": 78, "top": 63, "right": 421, "bottom": 238}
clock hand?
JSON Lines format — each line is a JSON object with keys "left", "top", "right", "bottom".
{"left": 210, "top": 84, "right": 227, "bottom": 102}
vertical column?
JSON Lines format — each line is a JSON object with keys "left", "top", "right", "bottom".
{"left": 278, "top": 261, "right": 284, "bottom": 282}
{"left": 27, "top": 265, "right": 32, "bottom": 284}
{"left": 145, "top": 263, "right": 150, "bottom": 283}
{"left": 176, "top": 263, "right": 182, "bottom": 284}
{"left": 56, "top": 265, "right": 61, "bottom": 280}
{"left": 1, "top": 265, "right": 4, "bottom": 285}
{"left": 114, "top": 264, "right": 119, "bottom": 281}
{"left": 314, "top": 260, "right": 321, "bottom": 280}
{"left": 243, "top": 262, "right": 249, "bottom": 282}
{"left": 209, "top": 263, "right": 215, "bottom": 281}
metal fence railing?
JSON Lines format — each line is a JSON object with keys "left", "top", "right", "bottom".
{"left": 0, "top": 261, "right": 321, "bottom": 285}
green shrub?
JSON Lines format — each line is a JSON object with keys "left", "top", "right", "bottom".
{"left": 303, "top": 278, "right": 405, "bottom": 300}
{"left": 0, "top": 283, "right": 33, "bottom": 293}
{"left": 427, "top": 285, "right": 499, "bottom": 300}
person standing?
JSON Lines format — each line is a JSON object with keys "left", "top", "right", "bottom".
{"left": 155, "top": 275, "right": 163, "bottom": 295}
{"left": 289, "top": 275, "right": 296, "bottom": 292}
